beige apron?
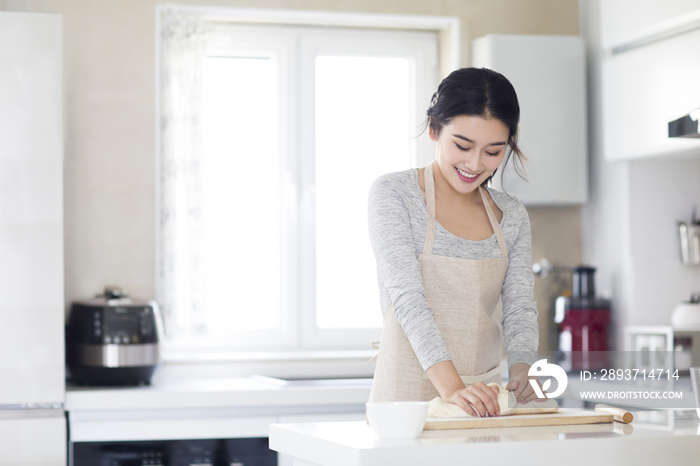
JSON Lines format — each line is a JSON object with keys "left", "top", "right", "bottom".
{"left": 369, "top": 163, "right": 509, "bottom": 402}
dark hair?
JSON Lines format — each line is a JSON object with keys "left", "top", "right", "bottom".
{"left": 425, "top": 67, "right": 527, "bottom": 187}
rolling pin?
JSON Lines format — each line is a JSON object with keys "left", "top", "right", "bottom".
{"left": 594, "top": 403, "right": 633, "bottom": 423}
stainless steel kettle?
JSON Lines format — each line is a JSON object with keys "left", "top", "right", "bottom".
{"left": 679, "top": 218, "right": 700, "bottom": 266}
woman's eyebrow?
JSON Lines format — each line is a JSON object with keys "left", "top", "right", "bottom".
{"left": 452, "top": 133, "right": 507, "bottom": 146}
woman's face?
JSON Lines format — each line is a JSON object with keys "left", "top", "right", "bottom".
{"left": 430, "top": 115, "right": 509, "bottom": 196}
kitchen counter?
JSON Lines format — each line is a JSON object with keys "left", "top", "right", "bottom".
{"left": 66, "top": 374, "right": 372, "bottom": 442}
{"left": 269, "top": 410, "right": 700, "bottom": 466}
{"left": 66, "top": 374, "right": 372, "bottom": 412}
{"left": 64, "top": 363, "right": 697, "bottom": 445}
{"left": 66, "top": 373, "right": 695, "bottom": 411}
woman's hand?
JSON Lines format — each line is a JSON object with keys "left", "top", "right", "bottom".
{"left": 446, "top": 383, "right": 501, "bottom": 418}
{"left": 506, "top": 362, "right": 546, "bottom": 404}
{"left": 426, "top": 360, "right": 501, "bottom": 417}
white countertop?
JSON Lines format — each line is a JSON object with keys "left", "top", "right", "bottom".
{"left": 64, "top": 363, "right": 698, "bottom": 445}
{"left": 65, "top": 373, "right": 373, "bottom": 442}
{"left": 270, "top": 410, "right": 700, "bottom": 466}
{"left": 66, "top": 374, "right": 695, "bottom": 411}
{"left": 66, "top": 374, "right": 372, "bottom": 412}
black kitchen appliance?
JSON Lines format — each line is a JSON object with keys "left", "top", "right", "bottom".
{"left": 668, "top": 108, "right": 700, "bottom": 138}
{"left": 66, "top": 287, "right": 162, "bottom": 385}
{"left": 72, "top": 438, "right": 277, "bottom": 466}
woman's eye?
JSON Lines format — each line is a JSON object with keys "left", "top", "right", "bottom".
{"left": 486, "top": 151, "right": 500, "bottom": 157}
{"left": 455, "top": 143, "right": 471, "bottom": 151}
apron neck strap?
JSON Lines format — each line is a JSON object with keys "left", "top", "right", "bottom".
{"left": 423, "top": 164, "right": 437, "bottom": 254}
{"left": 478, "top": 186, "right": 508, "bottom": 258}
{"left": 422, "top": 163, "right": 508, "bottom": 258}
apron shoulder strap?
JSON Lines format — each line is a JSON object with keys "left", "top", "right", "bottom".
{"left": 478, "top": 186, "right": 508, "bottom": 258}
{"left": 422, "top": 164, "right": 437, "bottom": 255}
{"left": 423, "top": 166, "right": 507, "bottom": 258}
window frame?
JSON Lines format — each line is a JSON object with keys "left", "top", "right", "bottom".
{"left": 155, "top": 5, "right": 460, "bottom": 359}
{"left": 297, "top": 27, "right": 440, "bottom": 349}
{"left": 201, "top": 25, "right": 300, "bottom": 351}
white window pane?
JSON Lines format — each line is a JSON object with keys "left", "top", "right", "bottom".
{"left": 202, "top": 56, "right": 282, "bottom": 334}
{"left": 315, "top": 55, "right": 414, "bottom": 329}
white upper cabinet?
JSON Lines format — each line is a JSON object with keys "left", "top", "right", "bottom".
{"left": 600, "top": 0, "right": 700, "bottom": 51}
{"left": 600, "top": 0, "right": 700, "bottom": 161}
{"left": 472, "top": 35, "right": 587, "bottom": 205}
{"left": 602, "top": 29, "right": 700, "bottom": 161}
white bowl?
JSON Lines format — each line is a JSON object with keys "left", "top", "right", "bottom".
{"left": 366, "top": 401, "right": 428, "bottom": 439}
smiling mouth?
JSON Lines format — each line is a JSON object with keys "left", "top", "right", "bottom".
{"left": 456, "top": 167, "right": 479, "bottom": 180}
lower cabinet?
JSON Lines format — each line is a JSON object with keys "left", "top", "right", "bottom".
{"left": 0, "top": 413, "right": 66, "bottom": 466}
{"left": 67, "top": 409, "right": 366, "bottom": 466}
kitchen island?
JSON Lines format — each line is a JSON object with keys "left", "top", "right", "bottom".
{"left": 269, "top": 409, "right": 700, "bottom": 466}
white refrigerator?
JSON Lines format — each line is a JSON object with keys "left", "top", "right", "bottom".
{"left": 0, "top": 11, "right": 66, "bottom": 465}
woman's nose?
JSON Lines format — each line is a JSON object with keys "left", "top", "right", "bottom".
{"left": 464, "top": 152, "right": 482, "bottom": 172}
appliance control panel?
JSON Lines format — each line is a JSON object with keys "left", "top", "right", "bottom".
{"left": 68, "top": 303, "right": 159, "bottom": 345}
{"left": 100, "top": 306, "right": 156, "bottom": 345}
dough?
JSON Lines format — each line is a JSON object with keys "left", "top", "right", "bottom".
{"left": 427, "top": 382, "right": 559, "bottom": 418}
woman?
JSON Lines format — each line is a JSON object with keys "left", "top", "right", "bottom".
{"left": 368, "top": 67, "right": 540, "bottom": 417}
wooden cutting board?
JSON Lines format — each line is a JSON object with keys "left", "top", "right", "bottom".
{"left": 424, "top": 409, "right": 613, "bottom": 430}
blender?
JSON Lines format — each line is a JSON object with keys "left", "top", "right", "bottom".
{"left": 555, "top": 266, "right": 611, "bottom": 371}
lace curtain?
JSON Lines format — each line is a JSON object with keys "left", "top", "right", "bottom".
{"left": 157, "top": 8, "right": 211, "bottom": 341}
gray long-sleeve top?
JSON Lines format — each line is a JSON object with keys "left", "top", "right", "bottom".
{"left": 368, "top": 168, "right": 539, "bottom": 371}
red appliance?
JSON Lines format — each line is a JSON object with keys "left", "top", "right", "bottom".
{"left": 556, "top": 266, "right": 611, "bottom": 371}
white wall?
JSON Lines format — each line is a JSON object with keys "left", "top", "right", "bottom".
{"left": 0, "top": 1, "right": 583, "bottom": 354}
{"left": 581, "top": 0, "right": 632, "bottom": 347}
{"left": 581, "top": 0, "right": 700, "bottom": 348}
{"left": 627, "top": 159, "right": 700, "bottom": 324}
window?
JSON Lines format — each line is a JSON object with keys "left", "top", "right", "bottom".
{"left": 156, "top": 7, "right": 452, "bottom": 353}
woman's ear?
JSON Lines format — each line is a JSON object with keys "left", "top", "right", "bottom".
{"left": 428, "top": 126, "right": 438, "bottom": 141}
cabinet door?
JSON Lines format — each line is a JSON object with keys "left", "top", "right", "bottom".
{"left": 602, "top": 28, "right": 700, "bottom": 162}
{"left": 472, "top": 35, "right": 587, "bottom": 205}
{"left": 600, "top": 0, "right": 700, "bottom": 50}
{"left": 0, "top": 413, "right": 66, "bottom": 465}
{"left": 0, "top": 11, "right": 64, "bottom": 405}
